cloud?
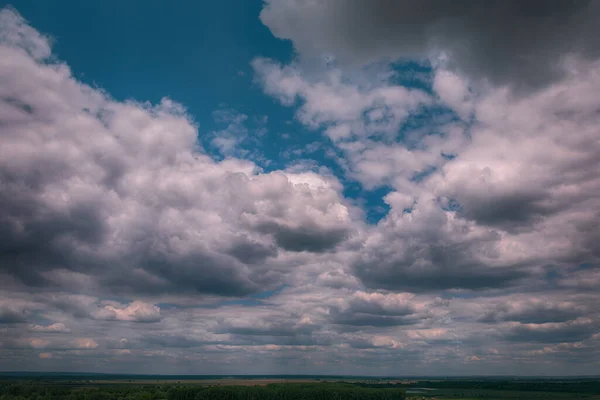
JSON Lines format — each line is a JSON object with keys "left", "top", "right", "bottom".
{"left": 478, "top": 300, "right": 585, "bottom": 324}
{"left": 92, "top": 301, "right": 161, "bottom": 323}
{"left": 71, "top": 338, "right": 98, "bottom": 349}
{"left": 0, "top": 336, "right": 97, "bottom": 350}
{"left": 253, "top": 50, "right": 600, "bottom": 294}
{"left": 329, "top": 291, "right": 422, "bottom": 327}
{"left": 29, "top": 323, "right": 71, "bottom": 333}
{"left": 0, "top": 299, "right": 39, "bottom": 324}
{"left": 0, "top": 8, "right": 353, "bottom": 297}
{"left": 433, "top": 70, "right": 473, "bottom": 120}
{"left": 0, "top": 307, "right": 28, "bottom": 324}
{"left": 1, "top": 5, "right": 600, "bottom": 375}
{"left": 353, "top": 193, "right": 532, "bottom": 292}
{"left": 210, "top": 110, "right": 250, "bottom": 156}
{"left": 260, "top": 0, "right": 600, "bottom": 88}
{"left": 503, "top": 318, "right": 597, "bottom": 343}
{"left": 0, "top": 309, "right": 26, "bottom": 324}
{"left": 251, "top": 57, "right": 430, "bottom": 143}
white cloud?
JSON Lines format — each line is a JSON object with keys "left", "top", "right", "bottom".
{"left": 92, "top": 301, "right": 162, "bottom": 323}
{"left": 29, "top": 323, "right": 71, "bottom": 333}
{"left": 72, "top": 338, "right": 98, "bottom": 349}
{"left": 433, "top": 69, "right": 473, "bottom": 120}
{"left": 252, "top": 57, "right": 430, "bottom": 142}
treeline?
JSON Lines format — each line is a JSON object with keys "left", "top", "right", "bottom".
{"left": 0, "top": 382, "right": 406, "bottom": 400}
{"left": 0, "top": 383, "right": 162, "bottom": 400}
{"left": 168, "top": 383, "right": 405, "bottom": 400}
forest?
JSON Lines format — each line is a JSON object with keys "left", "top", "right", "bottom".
{"left": 0, "top": 382, "right": 406, "bottom": 400}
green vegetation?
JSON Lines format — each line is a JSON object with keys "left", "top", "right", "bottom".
{"left": 170, "top": 383, "right": 405, "bottom": 400}
{"left": 0, "top": 382, "right": 405, "bottom": 400}
{"left": 400, "top": 379, "right": 600, "bottom": 400}
{"left": 1, "top": 377, "right": 600, "bottom": 400}
{"left": 404, "top": 379, "right": 600, "bottom": 394}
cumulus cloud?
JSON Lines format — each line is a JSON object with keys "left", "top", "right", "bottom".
{"left": 92, "top": 301, "right": 161, "bottom": 323}
{"left": 252, "top": 57, "right": 430, "bottom": 143}
{"left": 29, "top": 323, "right": 71, "bottom": 333}
{"left": 478, "top": 299, "right": 585, "bottom": 324}
{"left": 254, "top": 39, "right": 600, "bottom": 295}
{"left": 353, "top": 193, "right": 532, "bottom": 292}
{"left": 0, "top": 307, "right": 27, "bottom": 324}
{"left": 503, "top": 318, "right": 598, "bottom": 343}
{"left": 329, "top": 291, "right": 423, "bottom": 327}
{"left": 0, "top": 299, "right": 39, "bottom": 324}
{"left": 260, "top": 0, "right": 600, "bottom": 88}
{"left": 0, "top": 8, "right": 353, "bottom": 298}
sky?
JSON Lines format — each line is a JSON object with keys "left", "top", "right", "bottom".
{"left": 0, "top": 0, "right": 599, "bottom": 376}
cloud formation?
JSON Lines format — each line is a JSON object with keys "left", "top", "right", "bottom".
{"left": 0, "top": 7, "right": 354, "bottom": 300}
{"left": 1, "top": 5, "right": 599, "bottom": 376}
{"left": 260, "top": 0, "right": 600, "bottom": 88}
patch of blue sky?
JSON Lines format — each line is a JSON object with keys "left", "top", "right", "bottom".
{"left": 158, "top": 285, "right": 289, "bottom": 309}
{"left": 213, "top": 286, "right": 288, "bottom": 308}
{"left": 343, "top": 181, "right": 393, "bottom": 224}
{"left": 397, "top": 105, "right": 461, "bottom": 148}
{"left": 440, "top": 198, "right": 463, "bottom": 212}
{"left": 388, "top": 60, "right": 435, "bottom": 92}
{"left": 7, "top": 0, "right": 295, "bottom": 158}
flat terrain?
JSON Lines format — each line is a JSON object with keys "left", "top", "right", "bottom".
{"left": 1, "top": 374, "right": 599, "bottom": 399}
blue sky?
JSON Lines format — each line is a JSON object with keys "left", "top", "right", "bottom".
{"left": 9, "top": 1, "right": 296, "bottom": 160}
{"left": 0, "top": 1, "right": 599, "bottom": 375}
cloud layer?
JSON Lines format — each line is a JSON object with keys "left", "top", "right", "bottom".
{"left": 260, "top": 0, "right": 600, "bottom": 88}
{"left": 1, "top": 5, "right": 599, "bottom": 375}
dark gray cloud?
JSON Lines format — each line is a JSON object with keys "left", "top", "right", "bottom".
{"left": 0, "top": 308, "right": 28, "bottom": 324}
{"left": 479, "top": 301, "right": 585, "bottom": 324}
{"left": 353, "top": 222, "right": 530, "bottom": 292}
{"left": 355, "top": 254, "right": 528, "bottom": 292}
{"left": 503, "top": 318, "right": 597, "bottom": 343}
{"left": 141, "top": 334, "right": 212, "bottom": 349}
{"left": 261, "top": 0, "right": 600, "bottom": 88}
{"left": 328, "top": 291, "right": 423, "bottom": 327}
{"left": 453, "top": 190, "right": 551, "bottom": 230}
{"left": 259, "top": 223, "right": 350, "bottom": 253}
{"left": 331, "top": 312, "right": 418, "bottom": 328}
{"left": 226, "top": 238, "right": 278, "bottom": 264}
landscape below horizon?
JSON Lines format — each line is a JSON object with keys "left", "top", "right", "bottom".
{"left": 1, "top": 0, "right": 600, "bottom": 378}
{"left": 1, "top": 374, "right": 600, "bottom": 400}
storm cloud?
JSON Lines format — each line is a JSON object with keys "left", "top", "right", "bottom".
{"left": 261, "top": 0, "right": 600, "bottom": 88}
